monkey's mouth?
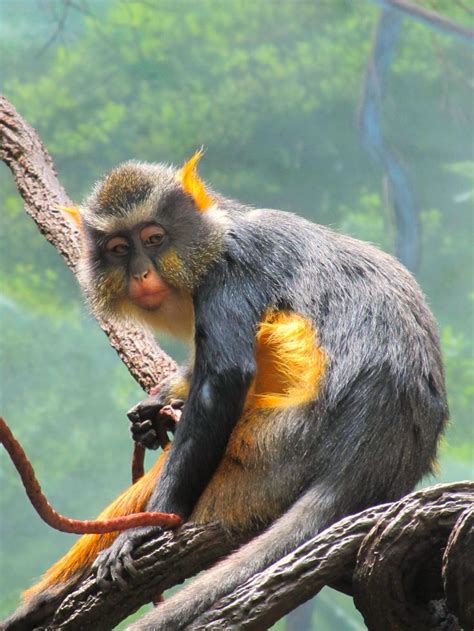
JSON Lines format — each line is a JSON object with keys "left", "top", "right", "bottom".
{"left": 131, "top": 288, "right": 171, "bottom": 311}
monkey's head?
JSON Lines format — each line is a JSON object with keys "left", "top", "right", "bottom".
{"left": 71, "top": 152, "right": 225, "bottom": 334}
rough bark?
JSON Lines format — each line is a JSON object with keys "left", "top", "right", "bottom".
{"left": 3, "top": 482, "right": 470, "bottom": 630}
{"left": 49, "top": 524, "right": 247, "bottom": 631}
{"left": 352, "top": 484, "right": 472, "bottom": 631}
{"left": 189, "top": 483, "right": 472, "bottom": 631}
{"left": 442, "top": 507, "right": 474, "bottom": 630}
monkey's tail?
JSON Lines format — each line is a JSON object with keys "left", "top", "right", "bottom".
{"left": 22, "top": 449, "right": 168, "bottom": 602}
{"left": 0, "top": 417, "right": 179, "bottom": 536}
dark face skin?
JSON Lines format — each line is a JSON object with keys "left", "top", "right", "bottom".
{"left": 104, "top": 222, "right": 171, "bottom": 310}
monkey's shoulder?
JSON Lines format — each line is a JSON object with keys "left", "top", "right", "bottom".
{"left": 231, "top": 206, "right": 415, "bottom": 285}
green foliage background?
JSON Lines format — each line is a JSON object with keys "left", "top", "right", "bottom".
{"left": 0, "top": 1, "right": 472, "bottom": 628}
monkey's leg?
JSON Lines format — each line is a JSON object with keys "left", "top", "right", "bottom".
{"left": 127, "top": 482, "right": 341, "bottom": 631}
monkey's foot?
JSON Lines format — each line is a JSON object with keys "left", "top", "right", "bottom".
{"left": 92, "top": 526, "right": 165, "bottom": 590}
{"left": 127, "top": 399, "right": 183, "bottom": 450}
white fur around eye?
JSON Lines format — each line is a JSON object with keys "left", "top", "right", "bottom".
{"left": 82, "top": 199, "right": 158, "bottom": 232}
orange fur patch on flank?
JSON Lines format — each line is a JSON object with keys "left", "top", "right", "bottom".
{"left": 249, "top": 311, "right": 328, "bottom": 409}
{"left": 178, "top": 150, "right": 214, "bottom": 212}
{"left": 22, "top": 449, "right": 169, "bottom": 601}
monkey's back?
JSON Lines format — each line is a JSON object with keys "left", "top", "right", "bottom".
{"left": 196, "top": 208, "right": 449, "bottom": 530}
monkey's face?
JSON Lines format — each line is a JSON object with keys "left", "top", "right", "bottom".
{"left": 101, "top": 222, "right": 171, "bottom": 312}
{"left": 78, "top": 157, "right": 225, "bottom": 327}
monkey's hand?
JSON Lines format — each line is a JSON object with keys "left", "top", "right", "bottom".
{"left": 127, "top": 398, "right": 184, "bottom": 450}
{"left": 92, "top": 526, "right": 164, "bottom": 590}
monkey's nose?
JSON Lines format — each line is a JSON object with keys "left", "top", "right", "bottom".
{"left": 133, "top": 270, "right": 149, "bottom": 280}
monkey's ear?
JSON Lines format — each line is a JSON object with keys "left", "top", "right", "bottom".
{"left": 61, "top": 205, "right": 83, "bottom": 229}
{"left": 178, "top": 149, "right": 214, "bottom": 212}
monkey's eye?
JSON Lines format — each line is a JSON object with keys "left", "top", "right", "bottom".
{"left": 105, "top": 237, "right": 130, "bottom": 257}
{"left": 140, "top": 225, "right": 166, "bottom": 247}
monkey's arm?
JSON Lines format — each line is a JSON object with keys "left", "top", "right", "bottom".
{"left": 148, "top": 281, "right": 259, "bottom": 519}
{"left": 93, "top": 274, "right": 260, "bottom": 585}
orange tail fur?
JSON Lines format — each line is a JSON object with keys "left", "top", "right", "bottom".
{"left": 23, "top": 449, "right": 168, "bottom": 601}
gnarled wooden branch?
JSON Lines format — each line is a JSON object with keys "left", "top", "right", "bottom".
{"left": 50, "top": 523, "right": 247, "bottom": 630}
{"left": 1, "top": 522, "right": 246, "bottom": 631}
{"left": 443, "top": 507, "right": 474, "bottom": 630}
{"left": 352, "top": 484, "right": 471, "bottom": 631}
{"left": 3, "top": 482, "right": 471, "bottom": 630}
{"left": 0, "top": 94, "right": 177, "bottom": 392}
{"left": 189, "top": 483, "right": 472, "bottom": 631}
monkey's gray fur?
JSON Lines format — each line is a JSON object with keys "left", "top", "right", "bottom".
{"left": 120, "top": 184, "right": 447, "bottom": 628}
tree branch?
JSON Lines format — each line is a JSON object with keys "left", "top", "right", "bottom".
{"left": 50, "top": 523, "right": 247, "bottom": 630}
{"left": 358, "top": 10, "right": 421, "bottom": 272}
{"left": 189, "top": 483, "right": 472, "bottom": 631}
{"left": 369, "top": 0, "right": 474, "bottom": 46}
{"left": 0, "top": 95, "right": 176, "bottom": 392}
{"left": 353, "top": 484, "right": 471, "bottom": 630}
{"left": 359, "top": 3, "right": 473, "bottom": 273}
{"left": 4, "top": 482, "right": 471, "bottom": 630}
{"left": 442, "top": 507, "right": 474, "bottom": 630}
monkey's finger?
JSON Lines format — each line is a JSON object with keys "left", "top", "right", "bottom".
{"left": 169, "top": 399, "right": 185, "bottom": 410}
{"left": 130, "top": 420, "right": 158, "bottom": 441}
{"left": 112, "top": 540, "right": 137, "bottom": 590}
{"left": 92, "top": 547, "right": 108, "bottom": 570}
{"left": 94, "top": 554, "right": 114, "bottom": 590}
{"left": 122, "top": 552, "right": 139, "bottom": 578}
{"left": 160, "top": 405, "right": 182, "bottom": 425}
{"left": 97, "top": 574, "right": 114, "bottom": 591}
{"left": 127, "top": 398, "right": 162, "bottom": 422}
{"left": 155, "top": 424, "right": 171, "bottom": 449}
{"left": 131, "top": 429, "right": 160, "bottom": 450}
{"left": 127, "top": 409, "right": 140, "bottom": 423}
{"left": 110, "top": 559, "right": 130, "bottom": 591}
{"left": 130, "top": 419, "right": 153, "bottom": 433}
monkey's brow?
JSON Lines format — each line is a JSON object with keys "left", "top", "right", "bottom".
{"left": 94, "top": 231, "right": 130, "bottom": 247}
{"left": 96, "top": 221, "right": 161, "bottom": 244}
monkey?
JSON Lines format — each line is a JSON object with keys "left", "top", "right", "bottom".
{"left": 5, "top": 150, "right": 448, "bottom": 630}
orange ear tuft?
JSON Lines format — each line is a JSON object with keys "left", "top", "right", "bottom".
{"left": 61, "top": 205, "right": 82, "bottom": 229}
{"left": 179, "top": 150, "right": 214, "bottom": 212}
